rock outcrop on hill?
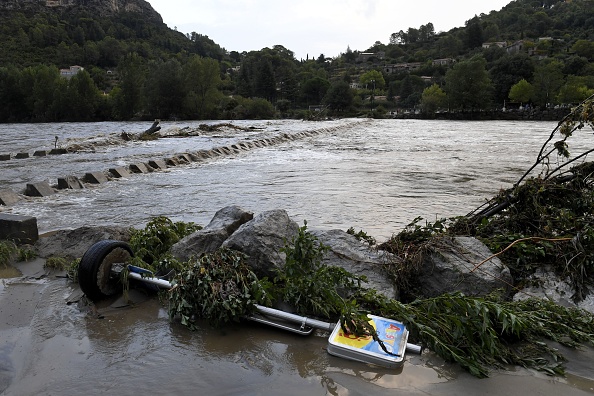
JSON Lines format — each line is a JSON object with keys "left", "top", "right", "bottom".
{"left": 0, "top": 0, "right": 163, "bottom": 22}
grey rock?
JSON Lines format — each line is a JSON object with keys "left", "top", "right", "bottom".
{"left": 513, "top": 268, "right": 594, "bottom": 314}
{"left": 171, "top": 205, "right": 254, "bottom": 262}
{"left": 223, "top": 209, "right": 299, "bottom": 277}
{"left": 312, "top": 229, "right": 399, "bottom": 299}
{"left": 35, "top": 226, "right": 131, "bottom": 259}
{"left": 416, "top": 236, "right": 512, "bottom": 298}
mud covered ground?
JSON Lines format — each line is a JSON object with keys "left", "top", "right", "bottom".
{"left": 1, "top": 258, "right": 593, "bottom": 396}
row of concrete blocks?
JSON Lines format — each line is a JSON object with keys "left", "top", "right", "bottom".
{"left": 0, "top": 148, "right": 68, "bottom": 161}
{"left": 0, "top": 125, "right": 353, "bottom": 244}
{"left": 0, "top": 124, "right": 351, "bottom": 207}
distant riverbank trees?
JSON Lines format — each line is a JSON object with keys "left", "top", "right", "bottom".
{"left": 1, "top": 0, "right": 594, "bottom": 122}
{"left": 1, "top": 46, "right": 593, "bottom": 123}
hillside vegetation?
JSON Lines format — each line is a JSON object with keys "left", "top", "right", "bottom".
{"left": 0, "top": 0, "right": 592, "bottom": 122}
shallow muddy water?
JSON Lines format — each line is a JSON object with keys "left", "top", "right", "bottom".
{"left": 1, "top": 119, "right": 594, "bottom": 395}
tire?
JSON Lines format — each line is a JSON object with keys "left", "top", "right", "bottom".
{"left": 78, "top": 240, "right": 134, "bottom": 301}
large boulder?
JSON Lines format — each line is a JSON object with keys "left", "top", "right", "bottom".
{"left": 513, "top": 268, "right": 594, "bottom": 314}
{"left": 311, "top": 229, "right": 399, "bottom": 299}
{"left": 416, "top": 236, "right": 512, "bottom": 298}
{"left": 171, "top": 205, "right": 253, "bottom": 262}
{"left": 222, "top": 209, "right": 299, "bottom": 277}
{"left": 35, "top": 226, "right": 132, "bottom": 259}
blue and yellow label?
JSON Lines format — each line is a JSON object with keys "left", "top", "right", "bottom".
{"left": 330, "top": 316, "right": 405, "bottom": 356}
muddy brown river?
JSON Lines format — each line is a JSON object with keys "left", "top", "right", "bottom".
{"left": 1, "top": 119, "right": 593, "bottom": 395}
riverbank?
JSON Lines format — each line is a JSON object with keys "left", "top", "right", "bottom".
{"left": 1, "top": 252, "right": 593, "bottom": 395}
{"left": 394, "top": 107, "right": 571, "bottom": 121}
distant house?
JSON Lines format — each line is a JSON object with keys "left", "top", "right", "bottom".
{"left": 60, "top": 65, "right": 84, "bottom": 79}
{"left": 506, "top": 40, "right": 525, "bottom": 54}
{"left": 482, "top": 41, "right": 507, "bottom": 49}
{"left": 432, "top": 58, "right": 455, "bottom": 67}
{"left": 384, "top": 62, "right": 422, "bottom": 74}
{"left": 358, "top": 52, "right": 385, "bottom": 62}
{"left": 349, "top": 82, "right": 362, "bottom": 89}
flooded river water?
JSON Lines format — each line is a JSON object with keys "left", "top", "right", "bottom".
{"left": 1, "top": 119, "right": 593, "bottom": 395}
{"left": 1, "top": 118, "right": 580, "bottom": 239}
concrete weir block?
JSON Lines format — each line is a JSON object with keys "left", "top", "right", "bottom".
{"left": 0, "top": 189, "right": 20, "bottom": 206}
{"left": 0, "top": 213, "right": 38, "bottom": 244}
{"left": 33, "top": 150, "right": 48, "bottom": 157}
{"left": 148, "top": 159, "right": 167, "bottom": 170}
{"left": 57, "top": 176, "right": 85, "bottom": 190}
{"left": 130, "top": 163, "right": 150, "bottom": 173}
{"left": 178, "top": 154, "right": 193, "bottom": 163}
{"left": 109, "top": 167, "right": 130, "bottom": 178}
{"left": 49, "top": 148, "right": 68, "bottom": 155}
{"left": 0, "top": 154, "right": 11, "bottom": 161}
{"left": 195, "top": 150, "right": 212, "bottom": 159}
{"left": 15, "top": 152, "right": 30, "bottom": 159}
{"left": 84, "top": 172, "right": 108, "bottom": 184}
{"left": 25, "top": 181, "right": 55, "bottom": 197}
{"left": 165, "top": 158, "right": 179, "bottom": 167}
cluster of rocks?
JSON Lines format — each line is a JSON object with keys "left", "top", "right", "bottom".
{"left": 26, "top": 205, "right": 514, "bottom": 303}
{"left": 6, "top": 202, "right": 591, "bottom": 313}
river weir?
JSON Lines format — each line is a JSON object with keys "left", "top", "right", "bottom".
{"left": 1, "top": 119, "right": 594, "bottom": 395}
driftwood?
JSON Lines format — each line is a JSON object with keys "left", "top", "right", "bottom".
{"left": 143, "top": 120, "right": 161, "bottom": 135}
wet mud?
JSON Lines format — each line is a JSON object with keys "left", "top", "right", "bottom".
{"left": 1, "top": 258, "right": 593, "bottom": 395}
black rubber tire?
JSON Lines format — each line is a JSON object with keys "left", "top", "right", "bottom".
{"left": 78, "top": 240, "right": 134, "bottom": 301}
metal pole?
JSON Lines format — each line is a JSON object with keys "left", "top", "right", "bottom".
{"left": 126, "top": 268, "right": 422, "bottom": 354}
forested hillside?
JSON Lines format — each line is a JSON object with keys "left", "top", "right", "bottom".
{"left": 0, "top": 0, "right": 593, "bottom": 122}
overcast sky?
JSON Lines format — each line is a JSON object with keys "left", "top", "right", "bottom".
{"left": 146, "top": 0, "right": 512, "bottom": 60}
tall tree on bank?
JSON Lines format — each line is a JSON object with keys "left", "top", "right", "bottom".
{"left": 532, "top": 59, "right": 565, "bottom": 108}
{"left": 183, "top": 55, "right": 222, "bottom": 119}
{"left": 112, "top": 52, "right": 146, "bottom": 119}
{"left": 144, "top": 59, "right": 185, "bottom": 119}
{"left": 323, "top": 81, "right": 354, "bottom": 112}
{"left": 466, "top": 16, "right": 484, "bottom": 50}
{"left": 445, "top": 55, "right": 493, "bottom": 111}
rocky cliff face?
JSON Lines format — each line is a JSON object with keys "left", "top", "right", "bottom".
{"left": 0, "top": 0, "right": 163, "bottom": 22}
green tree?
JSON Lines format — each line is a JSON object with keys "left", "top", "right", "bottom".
{"left": 557, "top": 75, "right": 594, "bottom": 104}
{"left": 420, "top": 84, "right": 447, "bottom": 114}
{"left": 254, "top": 58, "right": 276, "bottom": 102}
{"left": 466, "top": 16, "right": 484, "bottom": 50}
{"left": 489, "top": 54, "right": 534, "bottom": 105}
{"left": 323, "top": 81, "right": 353, "bottom": 112}
{"left": 359, "top": 70, "right": 385, "bottom": 90}
{"left": 571, "top": 40, "right": 594, "bottom": 60}
{"left": 183, "top": 55, "right": 222, "bottom": 119}
{"left": 66, "top": 70, "right": 101, "bottom": 121}
{"left": 114, "top": 52, "right": 146, "bottom": 119}
{"left": 300, "top": 76, "right": 330, "bottom": 105}
{"left": 31, "top": 65, "right": 61, "bottom": 121}
{"left": 532, "top": 59, "right": 564, "bottom": 107}
{"left": 445, "top": 55, "right": 493, "bottom": 111}
{"left": 508, "top": 79, "right": 534, "bottom": 105}
{"left": 245, "top": 97, "right": 275, "bottom": 119}
{"left": 144, "top": 59, "right": 185, "bottom": 119}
